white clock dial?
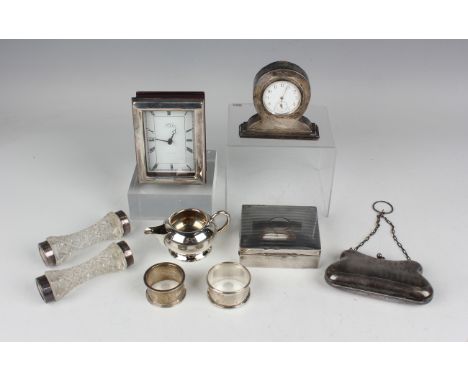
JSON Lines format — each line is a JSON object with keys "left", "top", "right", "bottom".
{"left": 262, "top": 80, "right": 301, "bottom": 115}
{"left": 144, "top": 110, "right": 195, "bottom": 173}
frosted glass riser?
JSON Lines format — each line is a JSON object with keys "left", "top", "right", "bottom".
{"left": 226, "top": 146, "right": 335, "bottom": 217}
{"left": 128, "top": 150, "right": 219, "bottom": 220}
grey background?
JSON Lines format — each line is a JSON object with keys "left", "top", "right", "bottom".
{"left": 1, "top": 40, "right": 467, "bottom": 341}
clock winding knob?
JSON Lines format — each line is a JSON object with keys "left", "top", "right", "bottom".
{"left": 38, "top": 210, "right": 131, "bottom": 266}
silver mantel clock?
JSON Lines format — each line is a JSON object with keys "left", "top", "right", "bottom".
{"left": 239, "top": 61, "right": 319, "bottom": 140}
{"left": 132, "top": 92, "right": 207, "bottom": 184}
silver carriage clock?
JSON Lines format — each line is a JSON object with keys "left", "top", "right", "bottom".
{"left": 239, "top": 61, "right": 319, "bottom": 140}
{"left": 132, "top": 91, "right": 207, "bottom": 184}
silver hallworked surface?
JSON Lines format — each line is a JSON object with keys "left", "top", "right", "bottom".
{"left": 144, "top": 262, "right": 186, "bottom": 308}
{"left": 324, "top": 201, "right": 433, "bottom": 304}
{"left": 239, "top": 205, "right": 321, "bottom": 268}
{"left": 132, "top": 92, "right": 207, "bottom": 184}
{"left": 46, "top": 212, "right": 125, "bottom": 265}
{"left": 239, "top": 61, "right": 319, "bottom": 140}
{"left": 44, "top": 242, "right": 129, "bottom": 301}
{"left": 325, "top": 249, "right": 433, "bottom": 304}
{"left": 207, "top": 262, "right": 251, "bottom": 308}
{"left": 145, "top": 208, "right": 230, "bottom": 262}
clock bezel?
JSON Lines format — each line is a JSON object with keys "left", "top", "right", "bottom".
{"left": 132, "top": 92, "right": 206, "bottom": 184}
{"left": 262, "top": 80, "right": 302, "bottom": 115}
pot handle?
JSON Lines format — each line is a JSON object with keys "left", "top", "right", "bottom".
{"left": 209, "top": 210, "right": 230, "bottom": 233}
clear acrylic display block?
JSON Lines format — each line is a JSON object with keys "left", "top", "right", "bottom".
{"left": 128, "top": 150, "right": 220, "bottom": 220}
{"left": 227, "top": 104, "right": 336, "bottom": 217}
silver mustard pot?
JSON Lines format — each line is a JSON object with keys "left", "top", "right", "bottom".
{"left": 145, "top": 208, "right": 230, "bottom": 262}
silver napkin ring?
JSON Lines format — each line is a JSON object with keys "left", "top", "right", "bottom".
{"left": 207, "top": 262, "right": 251, "bottom": 308}
{"left": 144, "top": 262, "right": 186, "bottom": 307}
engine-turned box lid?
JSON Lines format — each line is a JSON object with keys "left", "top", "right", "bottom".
{"left": 239, "top": 204, "right": 321, "bottom": 268}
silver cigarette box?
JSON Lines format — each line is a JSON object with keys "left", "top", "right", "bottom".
{"left": 239, "top": 205, "right": 321, "bottom": 268}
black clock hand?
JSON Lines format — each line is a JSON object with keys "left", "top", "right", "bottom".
{"left": 167, "top": 129, "right": 176, "bottom": 145}
{"left": 150, "top": 129, "right": 176, "bottom": 144}
{"left": 279, "top": 85, "right": 289, "bottom": 108}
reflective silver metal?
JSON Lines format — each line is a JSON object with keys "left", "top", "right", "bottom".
{"left": 325, "top": 250, "right": 433, "bottom": 304}
{"left": 239, "top": 205, "right": 321, "bottom": 268}
{"left": 239, "top": 61, "right": 319, "bottom": 140}
{"left": 35, "top": 241, "right": 134, "bottom": 303}
{"left": 132, "top": 91, "right": 207, "bottom": 184}
{"left": 207, "top": 262, "right": 251, "bottom": 309}
{"left": 115, "top": 210, "right": 131, "bottom": 235}
{"left": 38, "top": 210, "right": 131, "bottom": 266}
{"left": 354, "top": 201, "right": 410, "bottom": 260}
{"left": 144, "top": 208, "right": 230, "bottom": 262}
{"left": 144, "top": 262, "right": 186, "bottom": 307}
{"left": 372, "top": 200, "right": 394, "bottom": 215}
{"left": 325, "top": 201, "right": 434, "bottom": 304}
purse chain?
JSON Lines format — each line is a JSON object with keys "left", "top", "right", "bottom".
{"left": 353, "top": 201, "right": 411, "bottom": 261}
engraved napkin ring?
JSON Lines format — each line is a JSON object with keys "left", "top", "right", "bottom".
{"left": 207, "top": 262, "right": 251, "bottom": 308}
{"left": 144, "top": 262, "right": 186, "bottom": 307}
{"left": 38, "top": 210, "right": 131, "bottom": 266}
